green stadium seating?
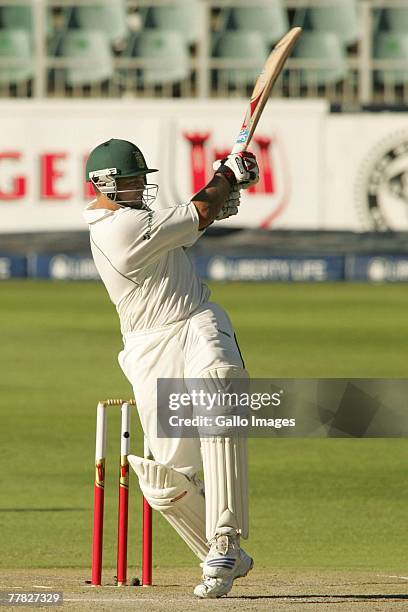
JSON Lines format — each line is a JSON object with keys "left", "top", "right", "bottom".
{"left": 133, "top": 30, "right": 190, "bottom": 86}
{"left": 300, "top": 1, "right": 360, "bottom": 47}
{"left": 2, "top": 5, "right": 58, "bottom": 39}
{"left": 292, "top": 31, "right": 348, "bottom": 86}
{"left": 230, "top": 1, "right": 289, "bottom": 46}
{"left": 149, "top": 0, "right": 201, "bottom": 46}
{"left": 374, "top": 32, "right": 408, "bottom": 86}
{"left": 61, "top": 30, "right": 114, "bottom": 86}
{"left": 383, "top": 8, "right": 408, "bottom": 33}
{"left": 291, "top": 6, "right": 309, "bottom": 29}
{"left": 372, "top": 9, "right": 386, "bottom": 36}
{"left": 213, "top": 31, "right": 268, "bottom": 88}
{"left": 75, "top": 0, "right": 128, "bottom": 45}
{"left": 2, "top": 6, "right": 32, "bottom": 31}
{"left": 0, "top": 28, "right": 33, "bottom": 84}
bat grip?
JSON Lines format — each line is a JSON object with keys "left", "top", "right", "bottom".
{"left": 231, "top": 142, "right": 247, "bottom": 155}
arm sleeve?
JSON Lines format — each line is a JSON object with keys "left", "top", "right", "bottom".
{"left": 113, "top": 203, "right": 200, "bottom": 272}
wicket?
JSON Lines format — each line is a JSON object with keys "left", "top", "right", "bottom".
{"left": 91, "top": 399, "right": 153, "bottom": 587}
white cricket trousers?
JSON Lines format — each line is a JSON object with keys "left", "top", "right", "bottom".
{"left": 118, "top": 301, "right": 246, "bottom": 477}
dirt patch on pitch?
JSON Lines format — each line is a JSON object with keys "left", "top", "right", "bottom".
{"left": 0, "top": 568, "right": 407, "bottom": 611}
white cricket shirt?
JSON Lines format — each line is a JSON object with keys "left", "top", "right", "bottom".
{"left": 83, "top": 202, "right": 210, "bottom": 332}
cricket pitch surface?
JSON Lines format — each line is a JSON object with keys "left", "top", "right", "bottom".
{"left": 0, "top": 569, "right": 407, "bottom": 611}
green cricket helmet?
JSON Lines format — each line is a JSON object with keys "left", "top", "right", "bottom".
{"left": 86, "top": 138, "right": 158, "bottom": 208}
{"left": 86, "top": 138, "right": 157, "bottom": 181}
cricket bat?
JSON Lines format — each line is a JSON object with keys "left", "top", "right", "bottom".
{"left": 231, "top": 27, "right": 302, "bottom": 154}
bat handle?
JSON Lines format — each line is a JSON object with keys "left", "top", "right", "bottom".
{"left": 231, "top": 142, "right": 247, "bottom": 155}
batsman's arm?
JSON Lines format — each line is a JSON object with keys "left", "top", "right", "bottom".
{"left": 192, "top": 173, "right": 233, "bottom": 230}
{"left": 192, "top": 151, "right": 259, "bottom": 229}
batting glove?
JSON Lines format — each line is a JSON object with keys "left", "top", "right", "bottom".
{"left": 215, "top": 184, "right": 240, "bottom": 221}
{"left": 213, "top": 151, "right": 259, "bottom": 189}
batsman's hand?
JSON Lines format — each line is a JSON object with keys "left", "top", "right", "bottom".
{"left": 213, "top": 151, "right": 259, "bottom": 189}
{"left": 215, "top": 185, "right": 240, "bottom": 221}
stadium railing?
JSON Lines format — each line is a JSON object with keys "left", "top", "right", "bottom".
{"left": 0, "top": 0, "right": 406, "bottom": 107}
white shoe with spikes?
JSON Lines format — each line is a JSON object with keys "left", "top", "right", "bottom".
{"left": 193, "top": 532, "right": 253, "bottom": 598}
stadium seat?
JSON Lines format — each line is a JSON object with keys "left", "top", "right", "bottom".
{"left": 291, "top": 7, "right": 312, "bottom": 30}
{"left": 292, "top": 32, "right": 348, "bottom": 86}
{"left": 2, "top": 6, "right": 59, "bottom": 41}
{"left": 371, "top": 9, "right": 386, "bottom": 37}
{"left": 306, "top": 1, "right": 360, "bottom": 47}
{"left": 132, "top": 30, "right": 190, "bottom": 86}
{"left": 2, "top": 6, "right": 32, "bottom": 31}
{"left": 383, "top": 8, "right": 408, "bottom": 33}
{"left": 137, "top": 7, "right": 153, "bottom": 29}
{"left": 229, "top": 1, "right": 289, "bottom": 46}
{"left": 74, "top": 0, "right": 128, "bottom": 45}
{"left": 215, "top": 7, "right": 232, "bottom": 33}
{"left": 61, "top": 30, "right": 114, "bottom": 87}
{"left": 0, "top": 29, "right": 33, "bottom": 84}
{"left": 374, "top": 33, "right": 408, "bottom": 86}
{"left": 149, "top": 0, "right": 202, "bottom": 46}
{"left": 213, "top": 31, "right": 268, "bottom": 88}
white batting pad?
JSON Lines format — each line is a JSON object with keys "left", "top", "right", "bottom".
{"left": 194, "top": 366, "right": 249, "bottom": 541}
{"left": 128, "top": 455, "right": 208, "bottom": 561}
{"left": 200, "top": 436, "right": 249, "bottom": 541}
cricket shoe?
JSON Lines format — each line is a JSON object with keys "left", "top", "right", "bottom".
{"left": 193, "top": 531, "right": 253, "bottom": 598}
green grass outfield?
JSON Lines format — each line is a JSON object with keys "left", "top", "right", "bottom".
{"left": 0, "top": 281, "right": 407, "bottom": 573}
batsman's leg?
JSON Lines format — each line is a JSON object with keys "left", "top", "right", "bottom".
{"left": 128, "top": 453, "right": 208, "bottom": 562}
{"left": 191, "top": 366, "right": 253, "bottom": 598}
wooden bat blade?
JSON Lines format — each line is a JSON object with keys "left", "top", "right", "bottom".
{"left": 232, "top": 27, "right": 302, "bottom": 154}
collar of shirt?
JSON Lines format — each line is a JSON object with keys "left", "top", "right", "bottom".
{"left": 83, "top": 200, "right": 115, "bottom": 225}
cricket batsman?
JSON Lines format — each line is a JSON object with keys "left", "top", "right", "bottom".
{"left": 84, "top": 138, "right": 259, "bottom": 598}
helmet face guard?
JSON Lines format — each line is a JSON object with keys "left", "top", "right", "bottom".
{"left": 86, "top": 139, "right": 159, "bottom": 209}
{"left": 88, "top": 167, "right": 158, "bottom": 209}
